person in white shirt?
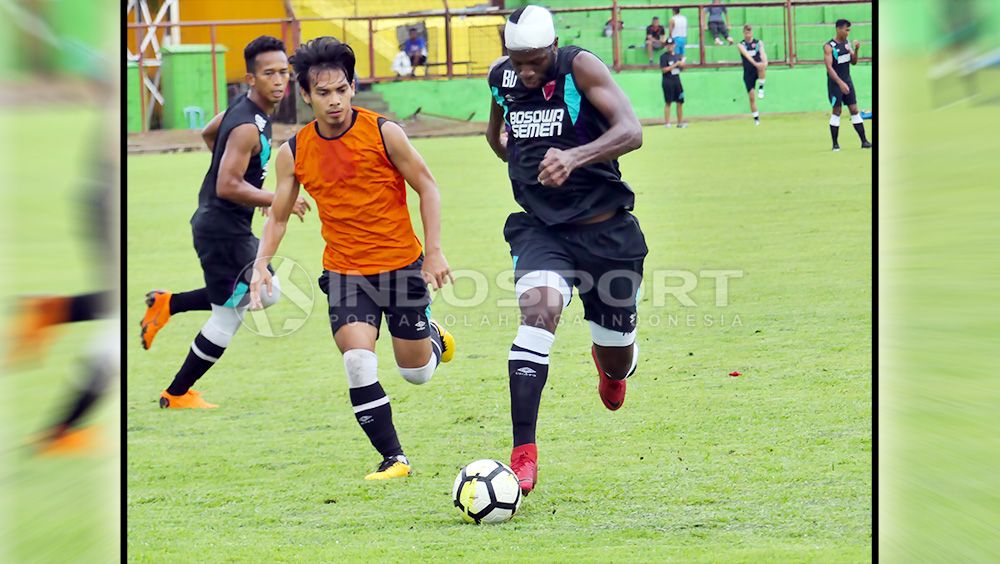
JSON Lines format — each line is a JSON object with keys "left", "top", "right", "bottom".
{"left": 668, "top": 8, "right": 688, "bottom": 56}
{"left": 392, "top": 43, "right": 413, "bottom": 77}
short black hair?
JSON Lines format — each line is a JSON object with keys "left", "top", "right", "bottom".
{"left": 244, "top": 35, "right": 286, "bottom": 73}
{"left": 290, "top": 36, "right": 356, "bottom": 92}
{"left": 409, "top": 27, "right": 418, "bottom": 32}
{"left": 673, "top": 8, "right": 680, "bottom": 14}
{"left": 836, "top": 19, "right": 851, "bottom": 29}
{"left": 652, "top": 16, "right": 659, "bottom": 20}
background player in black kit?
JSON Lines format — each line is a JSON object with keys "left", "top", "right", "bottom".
{"left": 139, "top": 36, "right": 310, "bottom": 408}
{"left": 659, "top": 38, "right": 686, "bottom": 128}
{"left": 824, "top": 19, "right": 871, "bottom": 151}
{"left": 486, "top": 5, "right": 646, "bottom": 495}
{"left": 737, "top": 24, "right": 767, "bottom": 125}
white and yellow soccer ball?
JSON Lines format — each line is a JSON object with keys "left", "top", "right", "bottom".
{"left": 452, "top": 459, "right": 522, "bottom": 524}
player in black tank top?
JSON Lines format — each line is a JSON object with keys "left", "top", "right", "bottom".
{"left": 737, "top": 25, "right": 767, "bottom": 125}
{"left": 139, "top": 37, "right": 310, "bottom": 411}
{"left": 824, "top": 19, "right": 871, "bottom": 150}
{"left": 486, "top": 5, "right": 647, "bottom": 496}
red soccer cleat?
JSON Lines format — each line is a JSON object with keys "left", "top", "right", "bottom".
{"left": 510, "top": 443, "right": 538, "bottom": 495}
{"left": 593, "top": 345, "right": 627, "bottom": 411}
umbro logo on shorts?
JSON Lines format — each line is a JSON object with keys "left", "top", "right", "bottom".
{"left": 515, "top": 367, "right": 537, "bottom": 377}
{"left": 415, "top": 320, "right": 427, "bottom": 331}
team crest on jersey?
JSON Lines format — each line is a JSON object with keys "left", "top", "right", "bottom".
{"left": 542, "top": 80, "right": 557, "bottom": 101}
{"left": 255, "top": 114, "right": 266, "bottom": 132}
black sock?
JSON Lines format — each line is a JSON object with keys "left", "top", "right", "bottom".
{"left": 830, "top": 125, "right": 840, "bottom": 145}
{"left": 166, "top": 332, "right": 225, "bottom": 395}
{"left": 67, "top": 291, "right": 110, "bottom": 322}
{"left": 853, "top": 122, "right": 868, "bottom": 143}
{"left": 429, "top": 322, "right": 443, "bottom": 366}
{"left": 169, "top": 288, "right": 211, "bottom": 315}
{"left": 509, "top": 343, "right": 550, "bottom": 447}
{"left": 47, "top": 354, "right": 113, "bottom": 438}
{"left": 350, "top": 382, "right": 403, "bottom": 458}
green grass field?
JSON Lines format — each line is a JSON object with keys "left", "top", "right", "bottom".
{"left": 127, "top": 113, "right": 872, "bottom": 562}
{"left": 878, "top": 58, "right": 1000, "bottom": 562}
{"left": 1, "top": 108, "right": 119, "bottom": 562}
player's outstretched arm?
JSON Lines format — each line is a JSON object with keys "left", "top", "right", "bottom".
{"left": 538, "top": 51, "right": 641, "bottom": 188}
{"left": 381, "top": 120, "right": 454, "bottom": 289}
{"left": 851, "top": 40, "right": 860, "bottom": 65}
{"left": 216, "top": 123, "right": 275, "bottom": 208}
{"left": 201, "top": 111, "right": 225, "bottom": 152}
{"left": 249, "top": 142, "right": 310, "bottom": 309}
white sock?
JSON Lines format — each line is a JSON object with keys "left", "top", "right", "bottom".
{"left": 851, "top": 113, "right": 863, "bottom": 124}
{"left": 752, "top": 111, "right": 760, "bottom": 119}
{"left": 398, "top": 355, "right": 436, "bottom": 385}
{"left": 757, "top": 79, "right": 765, "bottom": 88}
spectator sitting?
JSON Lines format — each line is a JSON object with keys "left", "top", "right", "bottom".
{"left": 404, "top": 27, "right": 428, "bottom": 67}
{"left": 646, "top": 16, "right": 667, "bottom": 64}
{"left": 704, "top": 0, "right": 734, "bottom": 45}
{"left": 604, "top": 17, "right": 624, "bottom": 37}
{"left": 391, "top": 43, "right": 413, "bottom": 78}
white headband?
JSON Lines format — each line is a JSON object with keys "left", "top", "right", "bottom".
{"left": 504, "top": 5, "right": 555, "bottom": 51}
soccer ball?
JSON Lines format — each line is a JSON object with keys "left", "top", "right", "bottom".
{"left": 452, "top": 459, "right": 522, "bottom": 524}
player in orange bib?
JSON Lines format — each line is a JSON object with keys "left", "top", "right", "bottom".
{"left": 249, "top": 37, "right": 456, "bottom": 481}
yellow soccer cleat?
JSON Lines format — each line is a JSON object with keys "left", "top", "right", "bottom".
{"left": 431, "top": 320, "right": 456, "bottom": 363}
{"left": 365, "top": 455, "right": 412, "bottom": 480}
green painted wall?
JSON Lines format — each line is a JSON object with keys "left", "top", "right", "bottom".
{"left": 373, "top": 63, "right": 872, "bottom": 122}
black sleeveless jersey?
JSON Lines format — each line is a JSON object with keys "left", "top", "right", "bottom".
{"left": 827, "top": 38, "right": 853, "bottom": 82}
{"left": 740, "top": 39, "right": 762, "bottom": 73}
{"left": 488, "top": 46, "right": 634, "bottom": 226}
{"left": 191, "top": 94, "right": 272, "bottom": 238}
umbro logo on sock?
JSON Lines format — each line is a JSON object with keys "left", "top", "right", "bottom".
{"left": 358, "top": 415, "right": 374, "bottom": 425}
{"left": 515, "top": 367, "right": 537, "bottom": 377}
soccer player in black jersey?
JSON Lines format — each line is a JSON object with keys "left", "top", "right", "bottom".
{"left": 824, "top": 20, "right": 871, "bottom": 151}
{"left": 486, "top": 5, "right": 646, "bottom": 495}
{"left": 139, "top": 36, "right": 310, "bottom": 408}
{"left": 737, "top": 24, "right": 767, "bottom": 125}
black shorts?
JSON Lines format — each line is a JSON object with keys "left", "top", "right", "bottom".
{"left": 662, "top": 80, "right": 684, "bottom": 103}
{"left": 743, "top": 68, "right": 759, "bottom": 92}
{"left": 504, "top": 211, "right": 647, "bottom": 333}
{"left": 193, "top": 234, "right": 271, "bottom": 307}
{"left": 318, "top": 256, "right": 432, "bottom": 340}
{"left": 828, "top": 78, "right": 857, "bottom": 107}
{"left": 708, "top": 21, "right": 729, "bottom": 39}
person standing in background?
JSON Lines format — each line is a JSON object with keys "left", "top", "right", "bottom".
{"left": 660, "top": 38, "right": 686, "bottom": 128}
{"left": 668, "top": 8, "right": 688, "bottom": 56}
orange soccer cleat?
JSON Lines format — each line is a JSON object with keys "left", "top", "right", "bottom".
{"left": 159, "top": 389, "right": 218, "bottom": 409}
{"left": 5, "top": 295, "right": 70, "bottom": 366}
{"left": 140, "top": 290, "right": 172, "bottom": 350}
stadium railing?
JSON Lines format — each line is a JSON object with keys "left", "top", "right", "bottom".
{"left": 126, "top": 0, "right": 871, "bottom": 131}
